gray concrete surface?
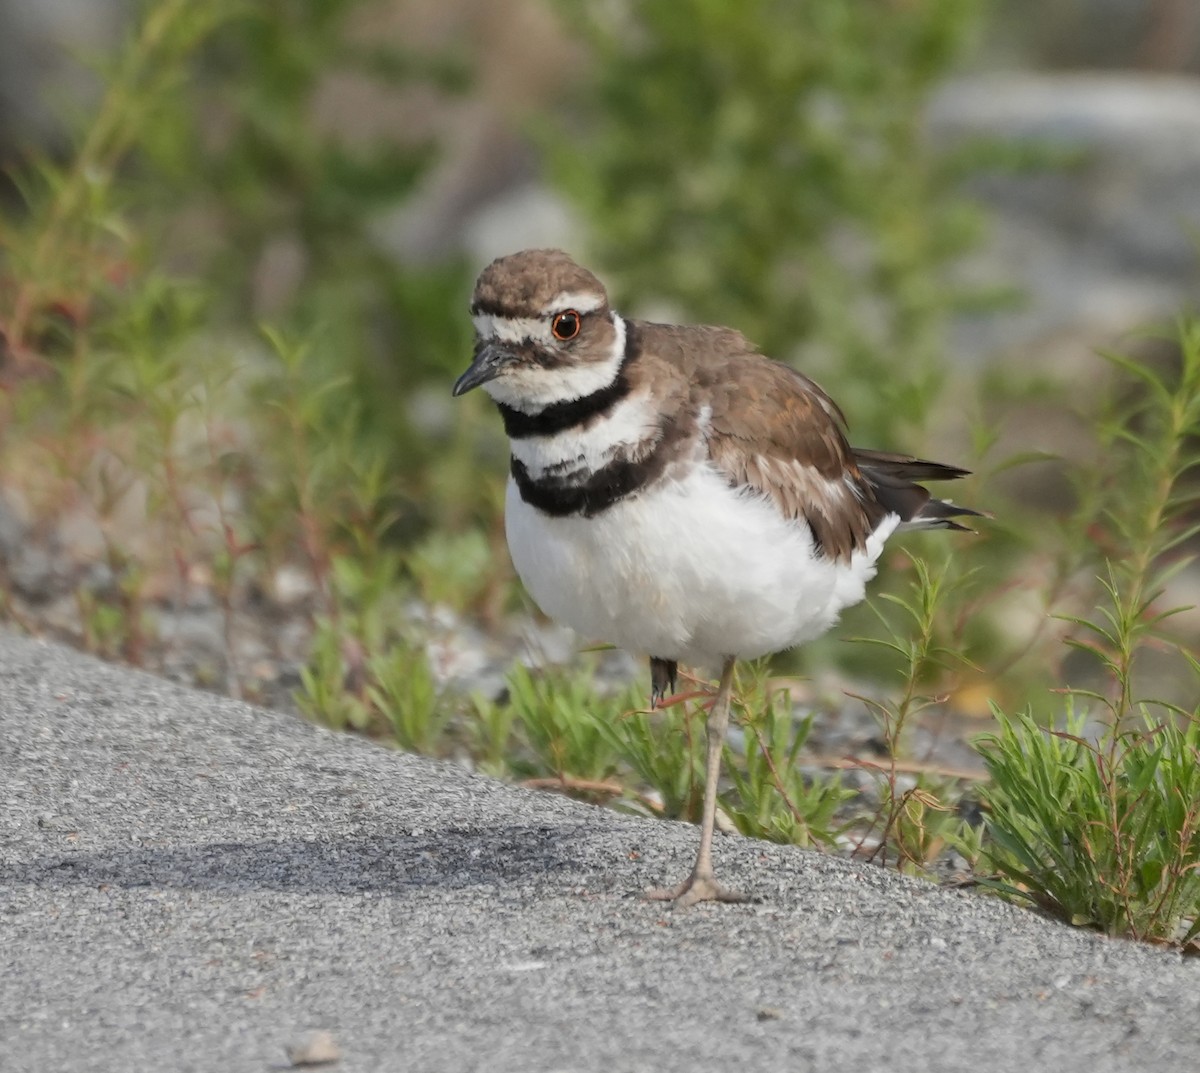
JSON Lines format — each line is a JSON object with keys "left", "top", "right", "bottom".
{"left": 1, "top": 630, "right": 1196, "bottom": 1073}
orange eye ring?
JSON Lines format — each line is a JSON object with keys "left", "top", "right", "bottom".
{"left": 551, "top": 310, "right": 581, "bottom": 341}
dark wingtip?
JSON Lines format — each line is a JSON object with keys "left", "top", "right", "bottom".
{"left": 852, "top": 449, "right": 973, "bottom": 483}
{"left": 915, "top": 500, "right": 991, "bottom": 532}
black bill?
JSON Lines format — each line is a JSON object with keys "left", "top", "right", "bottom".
{"left": 452, "top": 341, "right": 513, "bottom": 397}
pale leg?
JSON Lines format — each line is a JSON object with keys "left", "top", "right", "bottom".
{"left": 646, "top": 656, "right": 749, "bottom": 907}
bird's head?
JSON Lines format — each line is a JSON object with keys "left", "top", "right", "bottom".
{"left": 453, "top": 249, "right": 626, "bottom": 412}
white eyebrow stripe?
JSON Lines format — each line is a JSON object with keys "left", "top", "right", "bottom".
{"left": 481, "top": 312, "right": 629, "bottom": 412}
{"left": 541, "top": 291, "right": 605, "bottom": 315}
{"left": 473, "top": 314, "right": 555, "bottom": 346}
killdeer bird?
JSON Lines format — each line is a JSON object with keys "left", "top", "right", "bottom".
{"left": 453, "top": 248, "right": 978, "bottom": 907}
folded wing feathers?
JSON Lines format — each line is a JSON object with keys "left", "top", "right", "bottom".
{"left": 645, "top": 327, "right": 984, "bottom": 546}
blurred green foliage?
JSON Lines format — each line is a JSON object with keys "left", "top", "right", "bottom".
{"left": 172, "top": 2, "right": 486, "bottom": 540}
{"left": 550, "top": 0, "right": 986, "bottom": 445}
{"left": 0, "top": 0, "right": 492, "bottom": 676}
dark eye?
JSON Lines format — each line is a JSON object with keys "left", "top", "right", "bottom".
{"left": 551, "top": 310, "right": 581, "bottom": 341}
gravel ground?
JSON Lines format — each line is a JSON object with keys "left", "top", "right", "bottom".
{"left": 2, "top": 628, "right": 1197, "bottom": 1073}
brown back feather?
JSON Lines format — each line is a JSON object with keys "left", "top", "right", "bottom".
{"left": 629, "top": 323, "right": 880, "bottom": 560}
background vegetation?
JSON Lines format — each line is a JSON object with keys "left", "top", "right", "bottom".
{"left": 0, "top": 0, "right": 1196, "bottom": 948}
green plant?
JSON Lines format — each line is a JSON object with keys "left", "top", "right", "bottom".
{"left": 0, "top": 1, "right": 246, "bottom": 671}
{"left": 295, "top": 608, "right": 454, "bottom": 756}
{"left": 188, "top": 4, "right": 483, "bottom": 534}
{"left": 0, "top": 1, "right": 491, "bottom": 699}
{"left": 1058, "top": 322, "right": 1200, "bottom": 723}
{"left": 505, "top": 663, "right": 629, "bottom": 786}
{"left": 978, "top": 706, "right": 1200, "bottom": 946}
{"left": 466, "top": 691, "right": 518, "bottom": 779}
{"left": 595, "top": 690, "right": 708, "bottom": 820}
{"left": 976, "top": 319, "right": 1200, "bottom": 946}
{"left": 847, "top": 553, "right": 976, "bottom": 872}
{"left": 295, "top": 618, "right": 372, "bottom": 731}
{"left": 407, "top": 529, "right": 494, "bottom": 613}
{"left": 368, "top": 643, "right": 449, "bottom": 755}
{"left": 291, "top": 549, "right": 430, "bottom": 739}
{"left": 882, "top": 777, "right": 964, "bottom": 877}
{"left": 724, "top": 669, "right": 853, "bottom": 849}
{"left": 0, "top": 0, "right": 235, "bottom": 378}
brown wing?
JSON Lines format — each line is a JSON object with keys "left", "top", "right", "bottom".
{"left": 702, "top": 353, "right": 888, "bottom": 561}
{"left": 629, "top": 322, "right": 978, "bottom": 558}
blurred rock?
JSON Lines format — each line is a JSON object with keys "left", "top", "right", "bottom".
{"left": 981, "top": 0, "right": 1200, "bottom": 73}
{"left": 362, "top": 0, "right": 582, "bottom": 265}
{"left": 0, "top": 490, "right": 96, "bottom": 604}
{"left": 271, "top": 565, "right": 317, "bottom": 610}
{"left": 156, "top": 610, "right": 227, "bottom": 668}
{"left": 284, "top": 1028, "right": 340, "bottom": 1067}
{"left": 0, "top": 0, "right": 125, "bottom": 165}
{"left": 462, "top": 181, "right": 579, "bottom": 268}
{"left": 0, "top": 492, "right": 26, "bottom": 567}
{"left": 929, "top": 73, "right": 1200, "bottom": 369}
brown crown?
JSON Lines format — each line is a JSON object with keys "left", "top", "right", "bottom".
{"left": 471, "top": 249, "right": 609, "bottom": 317}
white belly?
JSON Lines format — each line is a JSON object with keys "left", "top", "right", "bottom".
{"left": 505, "top": 463, "right": 899, "bottom": 666}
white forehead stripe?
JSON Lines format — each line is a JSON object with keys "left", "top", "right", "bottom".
{"left": 540, "top": 291, "right": 605, "bottom": 316}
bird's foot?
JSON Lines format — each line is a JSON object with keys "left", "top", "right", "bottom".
{"left": 644, "top": 870, "right": 750, "bottom": 908}
{"left": 649, "top": 657, "right": 678, "bottom": 709}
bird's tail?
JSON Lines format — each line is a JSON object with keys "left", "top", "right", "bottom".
{"left": 853, "top": 448, "right": 984, "bottom": 532}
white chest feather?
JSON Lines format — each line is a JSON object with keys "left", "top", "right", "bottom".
{"left": 505, "top": 461, "right": 899, "bottom": 666}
